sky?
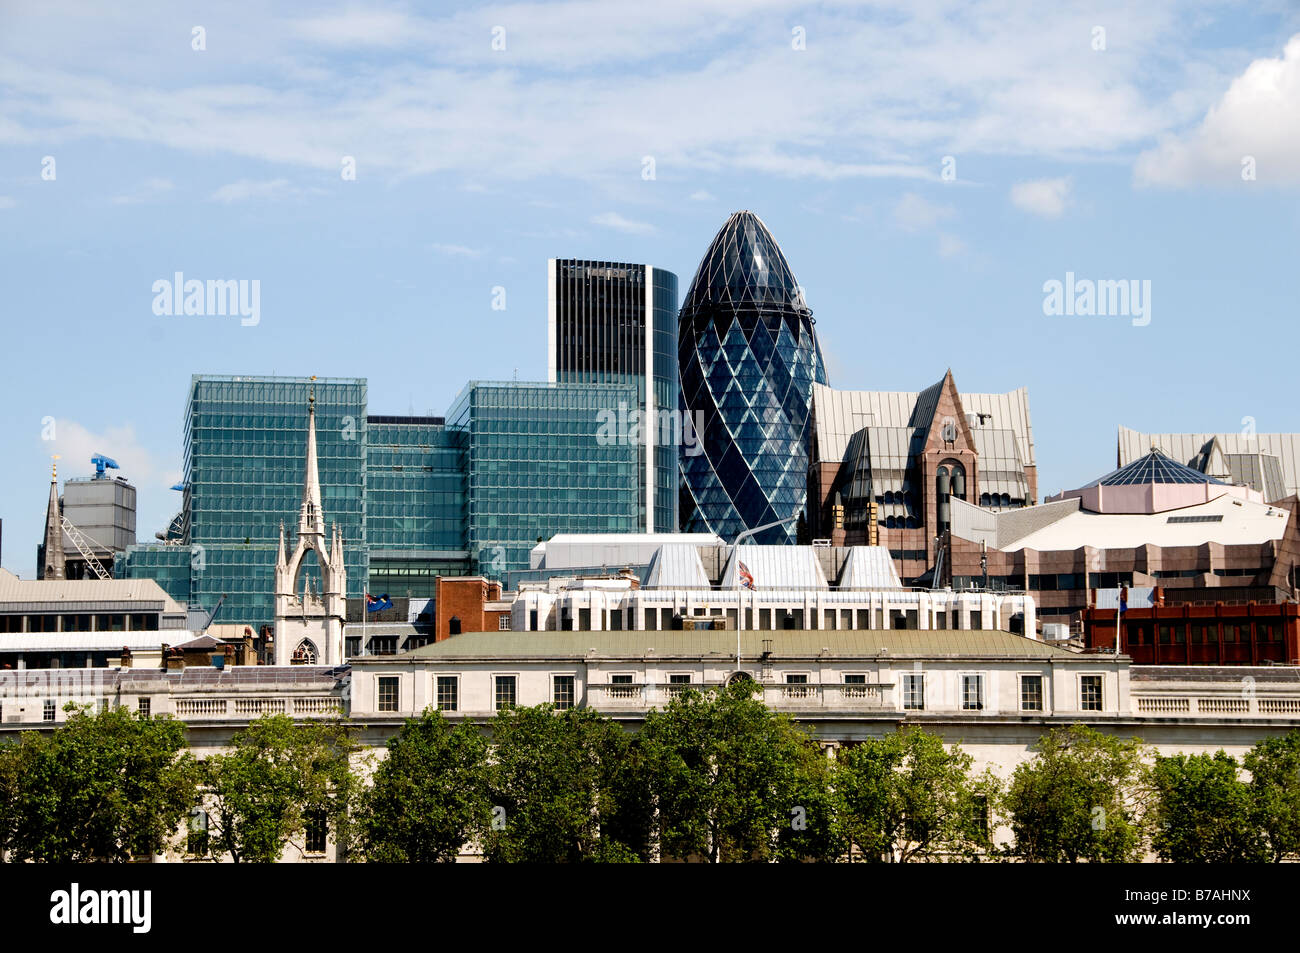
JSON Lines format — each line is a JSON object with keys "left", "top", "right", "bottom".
{"left": 2, "top": 0, "right": 1299, "bottom": 578}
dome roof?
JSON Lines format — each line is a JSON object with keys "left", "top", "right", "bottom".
{"left": 1086, "top": 448, "right": 1226, "bottom": 488}
{"left": 681, "top": 210, "right": 809, "bottom": 315}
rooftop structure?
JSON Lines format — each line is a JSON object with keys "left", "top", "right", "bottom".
{"left": 1119, "top": 426, "right": 1300, "bottom": 502}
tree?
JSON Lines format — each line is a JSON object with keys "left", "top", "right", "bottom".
{"left": 1244, "top": 731, "right": 1300, "bottom": 862}
{"left": 1003, "top": 725, "right": 1149, "bottom": 863}
{"left": 1152, "top": 751, "right": 1266, "bottom": 863}
{"left": 835, "top": 727, "right": 997, "bottom": 862}
{"left": 360, "top": 710, "right": 491, "bottom": 862}
{"left": 0, "top": 705, "right": 198, "bottom": 862}
{"left": 641, "top": 682, "right": 837, "bottom": 863}
{"left": 482, "top": 705, "right": 650, "bottom": 863}
{"left": 204, "top": 714, "right": 359, "bottom": 863}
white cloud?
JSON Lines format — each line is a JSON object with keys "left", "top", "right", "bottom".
{"left": 1010, "top": 177, "right": 1072, "bottom": 218}
{"left": 1135, "top": 34, "right": 1300, "bottom": 187}
{"left": 209, "top": 178, "right": 292, "bottom": 204}
{"left": 110, "top": 177, "right": 174, "bottom": 205}
{"left": 0, "top": 2, "right": 1218, "bottom": 186}
{"left": 689, "top": 189, "right": 715, "bottom": 201}
{"left": 431, "top": 242, "right": 482, "bottom": 257}
{"left": 893, "top": 192, "right": 954, "bottom": 232}
{"left": 591, "top": 211, "right": 655, "bottom": 234}
{"left": 937, "top": 233, "right": 967, "bottom": 258}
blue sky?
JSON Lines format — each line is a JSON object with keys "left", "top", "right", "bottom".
{"left": 2, "top": 0, "right": 1299, "bottom": 577}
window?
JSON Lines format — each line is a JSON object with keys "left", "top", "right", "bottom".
{"left": 304, "top": 810, "right": 327, "bottom": 854}
{"left": 553, "top": 675, "right": 575, "bottom": 710}
{"left": 436, "top": 676, "right": 458, "bottom": 712}
{"left": 495, "top": 675, "right": 517, "bottom": 710}
{"left": 138, "top": 697, "right": 151, "bottom": 718}
{"left": 1020, "top": 675, "right": 1043, "bottom": 712}
{"left": 43, "top": 699, "right": 56, "bottom": 722}
{"left": 1080, "top": 675, "right": 1103, "bottom": 711}
{"left": 903, "top": 672, "right": 925, "bottom": 710}
{"left": 344, "top": 637, "right": 361, "bottom": 658}
{"left": 498, "top": 615, "right": 510, "bottom": 631}
{"left": 98, "top": 697, "right": 109, "bottom": 714}
{"left": 187, "top": 809, "right": 209, "bottom": 857}
{"left": 961, "top": 675, "right": 984, "bottom": 711}
{"left": 377, "top": 676, "right": 400, "bottom": 712}
{"left": 843, "top": 673, "right": 868, "bottom": 699}
{"left": 784, "top": 673, "right": 811, "bottom": 698}
{"left": 610, "top": 673, "right": 636, "bottom": 699}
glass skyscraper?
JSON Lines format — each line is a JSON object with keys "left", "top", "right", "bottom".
{"left": 121, "top": 376, "right": 370, "bottom": 626}
{"left": 366, "top": 415, "right": 469, "bottom": 596}
{"left": 678, "top": 211, "right": 828, "bottom": 543}
{"left": 548, "top": 259, "right": 678, "bottom": 533}
{"left": 448, "top": 380, "right": 640, "bottom": 577}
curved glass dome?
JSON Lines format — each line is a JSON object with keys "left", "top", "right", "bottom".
{"left": 1087, "top": 448, "right": 1226, "bottom": 487}
{"left": 678, "top": 211, "right": 827, "bottom": 543}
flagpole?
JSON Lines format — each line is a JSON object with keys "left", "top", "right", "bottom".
{"left": 1114, "top": 587, "right": 1124, "bottom": 655}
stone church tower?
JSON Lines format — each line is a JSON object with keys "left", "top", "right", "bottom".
{"left": 273, "top": 385, "right": 347, "bottom": 666}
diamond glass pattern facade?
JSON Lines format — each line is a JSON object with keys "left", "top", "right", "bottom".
{"left": 678, "top": 211, "right": 827, "bottom": 543}
{"left": 448, "top": 381, "right": 640, "bottom": 577}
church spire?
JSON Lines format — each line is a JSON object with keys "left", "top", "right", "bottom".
{"left": 42, "top": 457, "right": 65, "bottom": 580}
{"left": 298, "top": 379, "right": 325, "bottom": 539}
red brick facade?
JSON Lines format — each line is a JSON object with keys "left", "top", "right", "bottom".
{"left": 434, "top": 576, "right": 508, "bottom": 641}
{"left": 1084, "top": 598, "right": 1300, "bottom": 665}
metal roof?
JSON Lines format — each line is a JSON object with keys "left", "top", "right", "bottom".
{"left": 1120, "top": 427, "right": 1300, "bottom": 500}
{"left": 643, "top": 544, "right": 711, "bottom": 589}
{"left": 0, "top": 568, "right": 186, "bottom": 611}
{"left": 386, "top": 629, "right": 1081, "bottom": 661}
{"left": 838, "top": 547, "right": 903, "bottom": 588}
{"left": 721, "top": 545, "right": 828, "bottom": 590}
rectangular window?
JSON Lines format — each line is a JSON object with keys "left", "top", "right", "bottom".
{"left": 187, "top": 810, "right": 209, "bottom": 857}
{"left": 610, "top": 673, "right": 636, "bottom": 699}
{"left": 138, "top": 697, "right": 151, "bottom": 718}
{"left": 1020, "top": 674, "right": 1043, "bottom": 712}
{"left": 304, "top": 810, "right": 327, "bottom": 854}
{"left": 784, "top": 673, "right": 811, "bottom": 698}
{"left": 903, "top": 673, "right": 924, "bottom": 710}
{"left": 1080, "top": 675, "right": 1103, "bottom": 711}
{"left": 495, "top": 675, "right": 517, "bottom": 710}
{"left": 553, "top": 675, "right": 575, "bottom": 710}
{"left": 962, "top": 675, "right": 984, "bottom": 711}
{"left": 843, "top": 673, "right": 868, "bottom": 699}
{"left": 498, "top": 615, "right": 510, "bottom": 631}
{"left": 377, "top": 676, "right": 400, "bottom": 712}
{"left": 43, "top": 699, "right": 56, "bottom": 722}
{"left": 436, "top": 676, "right": 458, "bottom": 712}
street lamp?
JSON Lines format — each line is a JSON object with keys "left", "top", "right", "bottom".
{"left": 731, "top": 515, "right": 802, "bottom": 672}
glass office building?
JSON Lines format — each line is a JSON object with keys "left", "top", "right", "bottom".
{"left": 678, "top": 211, "right": 828, "bottom": 543}
{"left": 366, "top": 416, "right": 469, "bottom": 597}
{"left": 448, "top": 381, "right": 640, "bottom": 577}
{"left": 120, "top": 376, "right": 370, "bottom": 627}
{"left": 549, "top": 259, "right": 679, "bottom": 533}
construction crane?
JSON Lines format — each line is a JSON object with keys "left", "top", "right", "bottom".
{"left": 91, "top": 453, "right": 120, "bottom": 479}
{"left": 60, "top": 516, "right": 111, "bottom": 580}
{"left": 203, "top": 594, "right": 227, "bottom": 632}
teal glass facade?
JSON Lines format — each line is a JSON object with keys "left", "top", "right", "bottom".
{"left": 365, "top": 416, "right": 469, "bottom": 597}
{"left": 448, "top": 381, "right": 640, "bottom": 577}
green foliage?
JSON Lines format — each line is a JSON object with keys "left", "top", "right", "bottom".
{"left": 482, "top": 705, "right": 650, "bottom": 862}
{"left": 204, "top": 714, "right": 359, "bottom": 863}
{"left": 835, "top": 728, "right": 997, "bottom": 862}
{"left": 1152, "top": 751, "right": 1266, "bottom": 863}
{"left": 1244, "top": 730, "right": 1300, "bottom": 862}
{"left": 1003, "top": 724, "right": 1149, "bottom": 863}
{"left": 0, "top": 705, "right": 198, "bottom": 862}
{"left": 641, "top": 683, "right": 837, "bottom": 863}
{"left": 360, "top": 710, "right": 491, "bottom": 863}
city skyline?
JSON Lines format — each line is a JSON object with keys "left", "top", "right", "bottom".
{"left": 3, "top": 2, "right": 1300, "bottom": 575}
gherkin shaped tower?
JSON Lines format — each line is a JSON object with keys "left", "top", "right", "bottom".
{"left": 678, "top": 211, "right": 827, "bottom": 543}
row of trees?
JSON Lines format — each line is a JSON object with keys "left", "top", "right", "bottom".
{"left": 3, "top": 685, "right": 1300, "bottom": 862}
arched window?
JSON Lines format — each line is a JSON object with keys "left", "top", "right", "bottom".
{"left": 292, "top": 639, "right": 318, "bottom": 665}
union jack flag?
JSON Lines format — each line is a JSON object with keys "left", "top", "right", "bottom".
{"left": 738, "top": 561, "right": 755, "bottom": 590}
